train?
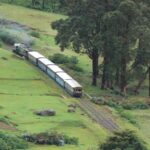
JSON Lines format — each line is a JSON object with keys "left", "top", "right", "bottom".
{"left": 13, "top": 43, "right": 83, "bottom": 97}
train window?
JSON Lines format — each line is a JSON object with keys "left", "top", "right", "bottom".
{"left": 74, "top": 88, "right": 82, "bottom": 92}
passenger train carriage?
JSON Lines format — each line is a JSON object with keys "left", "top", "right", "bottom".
{"left": 38, "top": 58, "right": 54, "bottom": 72}
{"left": 13, "top": 43, "right": 83, "bottom": 97}
{"left": 47, "top": 65, "right": 63, "bottom": 79}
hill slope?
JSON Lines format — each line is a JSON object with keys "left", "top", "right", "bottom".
{"left": 0, "top": 3, "right": 150, "bottom": 150}
{"left": 0, "top": 48, "right": 109, "bottom": 150}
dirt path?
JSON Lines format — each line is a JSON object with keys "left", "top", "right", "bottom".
{"left": 78, "top": 98, "right": 119, "bottom": 132}
{"left": 0, "top": 121, "right": 16, "bottom": 131}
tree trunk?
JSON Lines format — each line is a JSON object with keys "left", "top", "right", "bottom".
{"left": 42, "top": 0, "right": 45, "bottom": 9}
{"left": 92, "top": 50, "right": 99, "bottom": 86}
{"left": 134, "top": 68, "right": 149, "bottom": 95}
{"left": 120, "top": 56, "right": 127, "bottom": 94}
{"left": 115, "top": 67, "right": 120, "bottom": 86}
{"left": 32, "top": 0, "right": 35, "bottom": 6}
{"left": 101, "top": 56, "right": 108, "bottom": 89}
{"left": 148, "top": 66, "right": 150, "bottom": 98}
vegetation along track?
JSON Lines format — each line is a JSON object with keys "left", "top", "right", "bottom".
{"left": 78, "top": 95, "right": 119, "bottom": 132}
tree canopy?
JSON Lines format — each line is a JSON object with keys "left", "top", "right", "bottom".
{"left": 52, "top": 0, "right": 150, "bottom": 95}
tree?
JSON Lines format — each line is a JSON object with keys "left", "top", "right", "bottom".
{"left": 52, "top": 0, "right": 106, "bottom": 86}
{"left": 100, "top": 0, "right": 141, "bottom": 93}
{"left": 100, "top": 130, "right": 147, "bottom": 150}
{"left": 133, "top": 27, "right": 150, "bottom": 96}
{"left": 52, "top": 0, "right": 150, "bottom": 94}
{"left": 132, "top": 0, "right": 150, "bottom": 96}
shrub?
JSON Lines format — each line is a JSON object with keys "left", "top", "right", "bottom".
{"left": 91, "top": 97, "right": 106, "bottom": 105}
{"left": 30, "top": 31, "right": 40, "bottom": 38}
{"left": 0, "top": 132, "right": 28, "bottom": 150}
{"left": 49, "top": 53, "right": 83, "bottom": 72}
{"left": 23, "top": 132, "right": 78, "bottom": 146}
{"left": 0, "top": 139, "right": 10, "bottom": 150}
{"left": 50, "top": 53, "right": 79, "bottom": 65}
{"left": 116, "top": 107, "right": 137, "bottom": 125}
{"left": 49, "top": 53, "right": 69, "bottom": 64}
{"left": 69, "top": 56, "right": 78, "bottom": 64}
{"left": 100, "top": 130, "right": 147, "bottom": 150}
{"left": 64, "top": 135, "right": 78, "bottom": 145}
{"left": 122, "top": 102, "right": 149, "bottom": 110}
{"left": 66, "top": 63, "right": 83, "bottom": 72}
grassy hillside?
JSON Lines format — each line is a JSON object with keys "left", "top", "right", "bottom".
{"left": 0, "top": 3, "right": 64, "bottom": 35}
{"left": 0, "top": 48, "right": 109, "bottom": 150}
{"left": 0, "top": 3, "right": 150, "bottom": 150}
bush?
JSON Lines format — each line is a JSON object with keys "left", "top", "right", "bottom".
{"left": 116, "top": 107, "right": 137, "bottom": 125}
{"left": 0, "top": 132, "right": 28, "bottom": 150}
{"left": 23, "top": 132, "right": 78, "bottom": 146}
{"left": 69, "top": 56, "right": 79, "bottom": 64}
{"left": 50, "top": 53, "right": 79, "bottom": 65}
{"left": 30, "top": 31, "right": 40, "bottom": 38}
{"left": 49, "top": 53, "right": 83, "bottom": 72}
{"left": 122, "top": 102, "right": 149, "bottom": 110}
{"left": 64, "top": 135, "right": 78, "bottom": 145}
{"left": 49, "top": 53, "right": 70, "bottom": 64}
{"left": 100, "top": 130, "right": 147, "bottom": 150}
{"left": 66, "top": 63, "right": 83, "bottom": 72}
{"left": 0, "top": 139, "right": 10, "bottom": 150}
{"left": 91, "top": 97, "right": 106, "bottom": 105}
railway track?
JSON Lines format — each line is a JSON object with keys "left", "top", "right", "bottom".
{"left": 78, "top": 97, "right": 119, "bottom": 132}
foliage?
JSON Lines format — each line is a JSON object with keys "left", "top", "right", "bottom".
{"left": 23, "top": 132, "right": 78, "bottom": 146}
{"left": 116, "top": 107, "right": 137, "bottom": 125}
{"left": 49, "top": 53, "right": 83, "bottom": 72}
{"left": 30, "top": 30, "right": 40, "bottom": 38}
{"left": 66, "top": 63, "right": 83, "bottom": 72}
{"left": 50, "top": 53, "right": 70, "bottom": 64}
{"left": 52, "top": 0, "right": 150, "bottom": 94}
{"left": 122, "top": 102, "right": 149, "bottom": 110}
{"left": 63, "top": 135, "right": 78, "bottom": 145}
{"left": 100, "top": 130, "right": 147, "bottom": 150}
{"left": 0, "top": 132, "right": 28, "bottom": 150}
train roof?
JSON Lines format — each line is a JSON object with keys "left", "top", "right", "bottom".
{"left": 38, "top": 57, "right": 54, "bottom": 65}
{"left": 56, "top": 72, "right": 72, "bottom": 80}
{"left": 47, "top": 65, "right": 64, "bottom": 73}
{"left": 28, "top": 51, "right": 44, "bottom": 59}
{"left": 65, "top": 79, "right": 82, "bottom": 88}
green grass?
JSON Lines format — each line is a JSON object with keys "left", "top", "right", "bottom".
{"left": 0, "top": 48, "right": 108, "bottom": 150}
{"left": 0, "top": 3, "right": 65, "bottom": 36}
{"left": 118, "top": 109, "right": 150, "bottom": 149}
{"left": 0, "top": 3, "right": 150, "bottom": 150}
